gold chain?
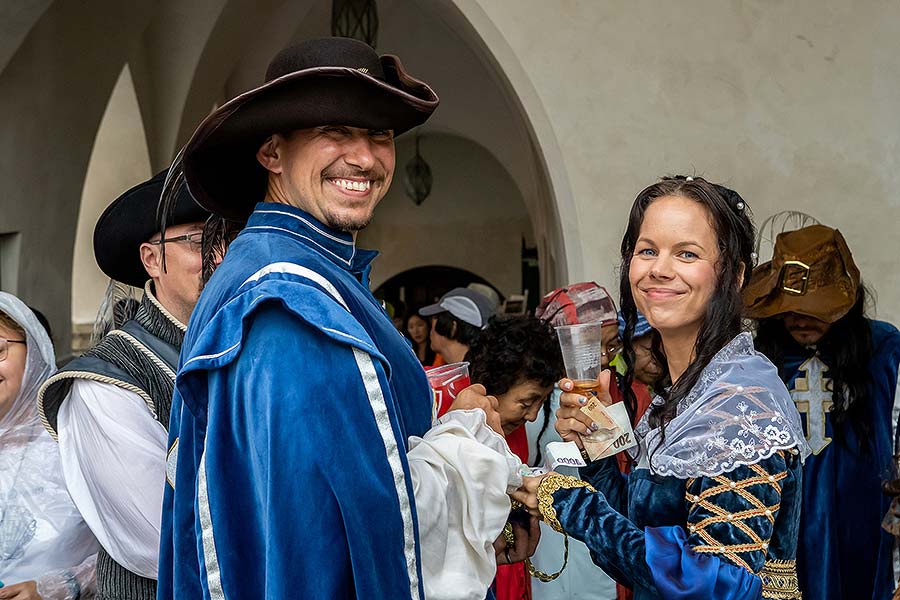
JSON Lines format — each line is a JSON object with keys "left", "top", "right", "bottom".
{"left": 502, "top": 473, "right": 595, "bottom": 582}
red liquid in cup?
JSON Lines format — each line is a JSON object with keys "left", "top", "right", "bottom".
{"left": 425, "top": 362, "right": 471, "bottom": 420}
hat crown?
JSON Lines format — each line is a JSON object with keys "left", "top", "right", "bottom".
{"left": 266, "top": 37, "right": 385, "bottom": 82}
{"left": 772, "top": 224, "right": 849, "bottom": 268}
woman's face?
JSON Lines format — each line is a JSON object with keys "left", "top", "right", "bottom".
{"left": 496, "top": 379, "right": 554, "bottom": 436}
{"left": 629, "top": 195, "right": 719, "bottom": 341}
{"left": 632, "top": 334, "right": 661, "bottom": 385}
{"left": 407, "top": 315, "right": 429, "bottom": 344}
{"left": 0, "top": 323, "right": 27, "bottom": 422}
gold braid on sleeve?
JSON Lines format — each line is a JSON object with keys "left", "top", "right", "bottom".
{"left": 760, "top": 559, "right": 802, "bottom": 600}
{"left": 536, "top": 472, "right": 595, "bottom": 534}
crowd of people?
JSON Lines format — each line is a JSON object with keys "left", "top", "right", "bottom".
{"left": 2, "top": 36, "right": 899, "bottom": 600}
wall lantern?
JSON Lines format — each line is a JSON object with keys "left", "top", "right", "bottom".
{"left": 404, "top": 130, "right": 432, "bottom": 206}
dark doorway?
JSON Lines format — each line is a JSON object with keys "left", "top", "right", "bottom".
{"left": 374, "top": 265, "right": 504, "bottom": 319}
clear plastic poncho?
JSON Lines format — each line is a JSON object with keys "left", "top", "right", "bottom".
{"left": 0, "top": 292, "right": 99, "bottom": 597}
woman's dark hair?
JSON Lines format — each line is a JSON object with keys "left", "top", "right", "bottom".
{"left": 432, "top": 311, "right": 482, "bottom": 347}
{"left": 754, "top": 285, "right": 873, "bottom": 451}
{"left": 404, "top": 311, "right": 436, "bottom": 366}
{"left": 466, "top": 315, "right": 564, "bottom": 466}
{"left": 618, "top": 177, "right": 756, "bottom": 456}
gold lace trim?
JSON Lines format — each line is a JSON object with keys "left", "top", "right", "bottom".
{"left": 686, "top": 461, "right": 788, "bottom": 572}
{"left": 760, "top": 559, "right": 802, "bottom": 599}
{"left": 535, "top": 472, "right": 595, "bottom": 534}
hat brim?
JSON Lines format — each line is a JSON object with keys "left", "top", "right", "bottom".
{"left": 743, "top": 262, "right": 855, "bottom": 323}
{"left": 418, "top": 302, "right": 446, "bottom": 317}
{"left": 93, "top": 171, "right": 209, "bottom": 288}
{"left": 184, "top": 59, "right": 439, "bottom": 220}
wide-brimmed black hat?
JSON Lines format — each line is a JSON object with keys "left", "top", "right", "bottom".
{"left": 182, "top": 37, "right": 439, "bottom": 220}
{"left": 94, "top": 169, "right": 209, "bottom": 288}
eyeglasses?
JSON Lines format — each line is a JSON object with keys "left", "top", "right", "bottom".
{"left": 149, "top": 232, "right": 203, "bottom": 252}
{"left": 601, "top": 343, "right": 621, "bottom": 357}
{"left": 0, "top": 338, "right": 26, "bottom": 362}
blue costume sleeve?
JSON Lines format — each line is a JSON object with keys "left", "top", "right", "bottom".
{"left": 551, "top": 453, "right": 790, "bottom": 598}
{"left": 579, "top": 456, "right": 628, "bottom": 513}
{"left": 193, "top": 303, "right": 422, "bottom": 599}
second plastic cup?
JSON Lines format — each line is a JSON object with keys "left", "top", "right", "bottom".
{"left": 426, "top": 361, "right": 471, "bottom": 420}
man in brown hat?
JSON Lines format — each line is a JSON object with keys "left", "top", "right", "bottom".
{"left": 157, "top": 38, "right": 532, "bottom": 600}
{"left": 744, "top": 224, "right": 900, "bottom": 600}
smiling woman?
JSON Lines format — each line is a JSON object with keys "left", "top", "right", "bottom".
{"left": 512, "top": 177, "right": 811, "bottom": 600}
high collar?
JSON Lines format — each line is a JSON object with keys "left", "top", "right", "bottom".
{"left": 243, "top": 202, "right": 378, "bottom": 279}
{"left": 139, "top": 281, "right": 187, "bottom": 348}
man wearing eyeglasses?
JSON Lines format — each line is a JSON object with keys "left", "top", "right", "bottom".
{"left": 38, "top": 170, "right": 210, "bottom": 600}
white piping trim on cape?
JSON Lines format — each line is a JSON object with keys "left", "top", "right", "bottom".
{"left": 243, "top": 225, "right": 355, "bottom": 266}
{"left": 198, "top": 431, "right": 225, "bottom": 599}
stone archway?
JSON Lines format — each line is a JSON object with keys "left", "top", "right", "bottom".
{"left": 71, "top": 63, "right": 153, "bottom": 353}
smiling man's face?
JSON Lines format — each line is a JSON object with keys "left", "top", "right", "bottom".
{"left": 258, "top": 125, "right": 395, "bottom": 232}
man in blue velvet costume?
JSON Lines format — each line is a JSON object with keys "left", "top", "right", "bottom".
{"left": 156, "top": 38, "right": 532, "bottom": 600}
{"left": 745, "top": 224, "right": 900, "bottom": 599}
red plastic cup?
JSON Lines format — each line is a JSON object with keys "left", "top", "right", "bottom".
{"left": 426, "top": 361, "right": 471, "bottom": 420}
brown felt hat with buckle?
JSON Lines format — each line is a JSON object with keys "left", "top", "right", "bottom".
{"left": 743, "top": 224, "right": 860, "bottom": 323}
{"left": 181, "top": 37, "right": 439, "bottom": 221}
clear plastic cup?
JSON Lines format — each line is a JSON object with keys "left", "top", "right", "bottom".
{"left": 556, "top": 323, "right": 604, "bottom": 386}
{"left": 426, "top": 361, "right": 471, "bottom": 420}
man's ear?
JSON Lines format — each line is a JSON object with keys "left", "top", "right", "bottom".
{"left": 256, "top": 135, "right": 284, "bottom": 173}
{"left": 140, "top": 242, "right": 162, "bottom": 279}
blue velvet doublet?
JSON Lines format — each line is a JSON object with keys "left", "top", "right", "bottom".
{"left": 548, "top": 334, "right": 807, "bottom": 600}
{"left": 783, "top": 320, "right": 900, "bottom": 600}
{"left": 156, "top": 204, "right": 433, "bottom": 599}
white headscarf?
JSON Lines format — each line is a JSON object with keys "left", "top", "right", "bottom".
{"left": 0, "top": 291, "right": 56, "bottom": 440}
{"left": 0, "top": 292, "right": 98, "bottom": 591}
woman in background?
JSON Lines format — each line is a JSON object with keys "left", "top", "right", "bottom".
{"left": 406, "top": 311, "right": 439, "bottom": 367}
{"left": 0, "top": 293, "right": 98, "bottom": 600}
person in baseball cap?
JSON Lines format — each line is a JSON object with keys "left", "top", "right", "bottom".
{"left": 420, "top": 287, "right": 497, "bottom": 364}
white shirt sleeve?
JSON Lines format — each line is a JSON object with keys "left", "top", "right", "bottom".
{"left": 408, "top": 409, "right": 522, "bottom": 600}
{"left": 56, "top": 379, "right": 168, "bottom": 579}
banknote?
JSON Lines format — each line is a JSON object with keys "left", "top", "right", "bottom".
{"left": 579, "top": 399, "right": 637, "bottom": 460}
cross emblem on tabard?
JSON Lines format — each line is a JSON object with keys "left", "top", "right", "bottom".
{"left": 791, "top": 356, "right": 834, "bottom": 455}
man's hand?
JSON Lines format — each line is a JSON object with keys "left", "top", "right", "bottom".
{"left": 0, "top": 580, "right": 41, "bottom": 600}
{"left": 447, "top": 384, "right": 503, "bottom": 435}
{"left": 554, "top": 370, "right": 614, "bottom": 448}
{"left": 493, "top": 516, "right": 541, "bottom": 565}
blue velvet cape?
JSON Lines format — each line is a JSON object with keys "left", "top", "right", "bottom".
{"left": 783, "top": 319, "right": 900, "bottom": 600}
{"left": 156, "top": 204, "right": 433, "bottom": 599}
{"left": 549, "top": 335, "right": 806, "bottom": 600}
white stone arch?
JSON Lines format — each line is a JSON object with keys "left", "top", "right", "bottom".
{"left": 433, "top": 0, "right": 583, "bottom": 288}
{"left": 71, "top": 63, "right": 152, "bottom": 350}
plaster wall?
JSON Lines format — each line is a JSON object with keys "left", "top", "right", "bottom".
{"left": 359, "top": 133, "right": 533, "bottom": 297}
{"left": 468, "top": 0, "right": 900, "bottom": 324}
{"left": 0, "top": 0, "right": 154, "bottom": 354}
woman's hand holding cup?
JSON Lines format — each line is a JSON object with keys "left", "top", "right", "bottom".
{"left": 554, "top": 370, "right": 614, "bottom": 448}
